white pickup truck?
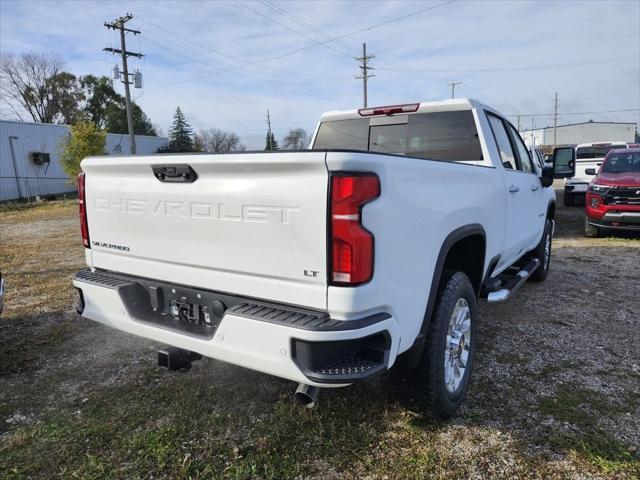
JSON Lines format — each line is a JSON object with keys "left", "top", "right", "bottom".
{"left": 563, "top": 141, "right": 628, "bottom": 206}
{"left": 72, "top": 99, "right": 574, "bottom": 418}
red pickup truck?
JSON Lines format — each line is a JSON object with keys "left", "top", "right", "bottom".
{"left": 585, "top": 147, "right": 640, "bottom": 237}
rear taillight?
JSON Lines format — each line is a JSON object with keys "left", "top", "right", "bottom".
{"left": 329, "top": 173, "right": 380, "bottom": 285}
{"left": 78, "top": 172, "right": 90, "bottom": 248}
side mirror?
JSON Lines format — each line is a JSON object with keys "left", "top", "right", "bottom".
{"left": 585, "top": 168, "right": 597, "bottom": 176}
{"left": 540, "top": 165, "right": 554, "bottom": 188}
{"left": 552, "top": 147, "right": 576, "bottom": 178}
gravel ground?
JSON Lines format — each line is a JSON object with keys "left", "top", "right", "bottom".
{"left": 0, "top": 195, "right": 638, "bottom": 479}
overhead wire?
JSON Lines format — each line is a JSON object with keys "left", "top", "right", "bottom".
{"left": 140, "top": 32, "right": 347, "bottom": 89}
{"left": 141, "top": 19, "right": 341, "bottom": 80}
{"left": 143, "top": 0, "right": 458, "bottom": 91}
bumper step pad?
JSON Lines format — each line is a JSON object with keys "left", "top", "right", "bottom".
{"left": 316, "top": 356, "right": 383, "bottom": 377}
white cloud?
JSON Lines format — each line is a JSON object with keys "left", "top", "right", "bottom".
{"left": 1, "top": 0, "right": 638, "bottom": 148}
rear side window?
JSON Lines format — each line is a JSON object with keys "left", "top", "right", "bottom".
{"left": 487, "top": 113, "right": 517, "bottom": 170}
{"left": 313, "top": 111, "right": 483, "bottom": 162}
{"left": 313, "top": 118, "right": 368, "bottom": 150}
{"left": 406, "top": 111, "right": 482, "bottom": 161}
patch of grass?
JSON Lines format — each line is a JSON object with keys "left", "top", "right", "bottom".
{"left": 537, "top": 360, "right": 579, "bottom": 378}
{"left": 539, "top": 385, "right": 639, "bottom": 475}
{"left": 0, "top": 199, "right": 76, "bottom": 222}
{"left": 494, "top": 352, "right": 529, "bottom": 366}
{"left": 0, "top": 375, "right": 447, "bottom": 480}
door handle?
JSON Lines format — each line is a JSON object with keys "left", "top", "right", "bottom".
{"left": 531, "top": 185, "right": 539, "bottom": 191}
{"left": 152, "top": 164, "right": 198, "bottom": 183}
{"left": 509, "top": 185, "right": 520, "bottom": 193}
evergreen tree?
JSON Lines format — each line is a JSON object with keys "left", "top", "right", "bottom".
{"left": 158, "top": 107, "right": 194, "bottom": 153}
{"left": 265, "top": 131, "right": 279, "bottom": 151}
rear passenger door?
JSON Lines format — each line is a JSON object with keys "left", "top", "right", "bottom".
{"left": 505, "top": 123, "right": 546, "bottom": 250}
{"left": 486, "top": 113, "right": 532, "bottom": 267}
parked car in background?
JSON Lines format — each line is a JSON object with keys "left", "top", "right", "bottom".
{"left": 585, "top": 147, "right": 640, "bottom": 237}
{"left": 72, "top": 99, "right": 574, "bottom": 418}
{"left": 564, "top": 142, "right": 628, "bottom": 206}
{"left": 529, "top": 146, "right": 546, "bottom": 171}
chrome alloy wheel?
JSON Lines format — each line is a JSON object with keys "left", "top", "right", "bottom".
{"left": 444, "top": 298, "right": 471, "bottom": 394}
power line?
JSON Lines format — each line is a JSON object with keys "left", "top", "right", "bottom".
{"left": 141, "top": 33, "right": 346, "bottom": 89}
{"left": 258, "top": 0, "right": 357, "bottom": 53}
{"left": 232, "top": 0, "right": 354, "bottom": 58}
{"left": 145, "top": 0, "right": 456, "bottom": 91}
{"left": 141, "top": 19, "right": 339, "bottom": 80}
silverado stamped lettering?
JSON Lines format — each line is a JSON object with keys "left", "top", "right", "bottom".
{"left": 94, "top": 197, "right": 300, "bottom": 224}
{"left": 91, "top": 241, "right": 130, "bottom": 251}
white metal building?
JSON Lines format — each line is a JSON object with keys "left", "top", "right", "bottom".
{"left": 520, "top": 121, "right": 637, "bottom": 148}
{"left": 1, "top": 120, "right": 168, "bottom": 201}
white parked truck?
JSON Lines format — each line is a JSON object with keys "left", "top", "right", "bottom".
{"left": 72, "top": 99, "right": 575, "bottom": 417}
{"left": 563, "top": 141, "right": 628, "bottom": 206}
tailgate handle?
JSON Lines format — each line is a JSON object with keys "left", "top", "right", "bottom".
{"left": 152, "top": 165, "right": 198, "bottom": 183}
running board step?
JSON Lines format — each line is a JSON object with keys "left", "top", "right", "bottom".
{"left": 486, "top": 258, "right": 540, "bottom": 303}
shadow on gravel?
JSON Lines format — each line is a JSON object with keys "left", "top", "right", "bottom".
{"left": 0, "top": 312, "right": 77, "bottom": 376}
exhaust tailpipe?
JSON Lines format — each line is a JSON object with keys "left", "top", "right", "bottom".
{"left": 294, "top": 383, "right": 320, "bottom": 408}
{"left": 158, "top": 347, "right": 202, "bottom": 371}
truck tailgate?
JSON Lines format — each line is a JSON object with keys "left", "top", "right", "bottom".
{"left": 82, "top": 152, "right": 329, "bottom": 310}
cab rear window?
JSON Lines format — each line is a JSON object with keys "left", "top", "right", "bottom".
{"left": 313, "top": 111, "right": 483, "bottom": 162}
{"left": 576, "top": 145, "right": 627, "bottom": 159}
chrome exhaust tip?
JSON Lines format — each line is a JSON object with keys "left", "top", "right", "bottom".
{"left": 294, "top": 383, "right": 320, "bottom": 408}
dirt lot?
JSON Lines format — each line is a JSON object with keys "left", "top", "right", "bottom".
{"left": 1, "top": 195, "right": 639, "bottom": 479}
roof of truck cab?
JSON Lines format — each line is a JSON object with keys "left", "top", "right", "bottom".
{"left": 319, "top": 98, "right": 492, "bottom": 122}
{"left": 576, "top": 141, "right": 628, "bottom": 148}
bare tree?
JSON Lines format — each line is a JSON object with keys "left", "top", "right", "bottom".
{"left": 282, "top": 128, "right": 310, "bottom": 150}
{"left": 196, "top": 128, "right": 245, "bottom": 153}
{"left": 152, "top": 123, "right": 165, "bottom": 137}
{"left": 0, "top": 52, "right": 82, "bottom": 123}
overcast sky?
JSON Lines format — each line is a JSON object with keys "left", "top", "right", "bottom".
{"left": 1, "top": 0, "right": 639, "bottom": 148}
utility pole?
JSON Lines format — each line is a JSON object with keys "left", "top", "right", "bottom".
{"left": 517, "top": 115, "right": 521, "bottom": 132}
{"left": 447, "top": 81, "right": 461, "bottom": 99}
{"left": 266, "top": 109, "right": 273, "bottom": 150}
{"left": 104, "top": 14, "right": 143, "bottom": 154}
{"left": 355, "top": 43, "right": 375, "bottom": 108}
{"left": 531, "top": 117, "right": 535, "bottom": 146}
{"left": 553, "top": 92, "right": 559, "bottom": 148}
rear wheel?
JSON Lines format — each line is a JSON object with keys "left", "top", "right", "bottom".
{"left": 584, "top": 217, "right": 600, "bottom": 238}
{"left": 531, "top": 219, "right": 552, "bottom": 282}
{"left": 420, "top": 271, "right": 476, "bottom": 419}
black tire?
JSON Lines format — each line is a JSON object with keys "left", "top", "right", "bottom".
{"left": 584, "top": 217, "right": 599, "bottom": 238}
{"left": 563, "top": 191, "right": 574, "bottom": 207}
{"left": 530, "top": 218, "right": 552, "bottom": 282}
{"left": 419, "top": 270, "right": 477, "bottom": 419}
